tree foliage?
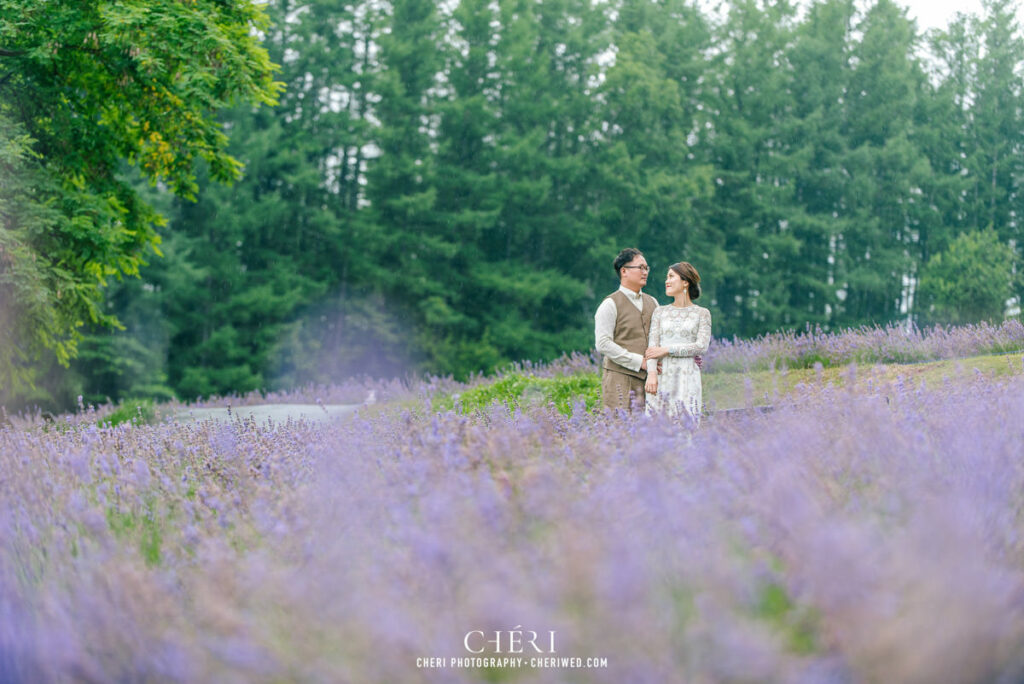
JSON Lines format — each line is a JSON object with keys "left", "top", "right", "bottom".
{"left": 5, "top": 0, "right": 1024, "bottom": 410}
{"left": 0, "top": 0, "right": 280, "bottom": 402}
{"left": 917, "top": 229, "right": 1018, "bottom": 325}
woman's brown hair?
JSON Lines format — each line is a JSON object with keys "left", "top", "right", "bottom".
{"left": 669, "top": 262, "right": 701, "bottom": 300}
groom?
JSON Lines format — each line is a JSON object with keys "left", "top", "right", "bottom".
{"left": 594, "top": 248, "right": 659, "bottom": 411}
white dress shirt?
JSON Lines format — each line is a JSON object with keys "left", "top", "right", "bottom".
{"left": 594, "top": 285, "right": 646, "bottom": 372}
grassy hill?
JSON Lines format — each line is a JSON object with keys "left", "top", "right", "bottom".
{"left": 704, "top": 351, "right": 1024, "bottom": 410}
{"left": 437, "top": 351, "right": 1024, "bottom": 416}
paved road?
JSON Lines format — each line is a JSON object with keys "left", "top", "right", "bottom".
{"left": 172, "top": 403, "right": 361, "bottom": 424}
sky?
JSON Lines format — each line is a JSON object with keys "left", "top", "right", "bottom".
{"left": 898, "top": 0, "right": 1016, "bottom": 31}
{"left": 900, "top": 0, "right": 977, "bottom": 31}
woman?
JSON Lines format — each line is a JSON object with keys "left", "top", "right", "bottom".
{"left": 644, "top": 262, "right": 712, "bottom": 422}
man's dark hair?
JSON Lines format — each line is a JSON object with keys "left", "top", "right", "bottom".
{"left": 613, "top": 248, "right": 643, "bottom": 276}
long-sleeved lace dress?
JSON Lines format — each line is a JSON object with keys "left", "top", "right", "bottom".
{"left": 645, "top": 305, "right": 712, "bottom": 420}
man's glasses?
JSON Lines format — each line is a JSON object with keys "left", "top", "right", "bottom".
{"left": 623, "top": 265, "right": 650, "bottom": 272}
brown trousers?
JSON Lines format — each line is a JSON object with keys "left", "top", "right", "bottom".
{"left": 602, "top": 369, "right": 646, "bottom": 412}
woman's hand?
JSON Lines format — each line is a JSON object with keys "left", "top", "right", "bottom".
{"left": 645, "top": 378, "right": 658, "bottom": 395}
{"left": 645, "top": 346, "right": 669, "bottom": 360}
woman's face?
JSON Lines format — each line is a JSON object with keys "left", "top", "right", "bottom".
{"left": 665, "top": 269, "right": 686, "bottom": 297}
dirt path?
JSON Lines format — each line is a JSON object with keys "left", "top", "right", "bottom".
{"left": 172, "top": 404, "right": 360, "bottom": 424}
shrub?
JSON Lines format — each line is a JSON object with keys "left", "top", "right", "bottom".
{"left": 445, "top": 372, "right": 601, "bottom": 415}
{"left": 98, "top": 398, "right": 156, "bottom": 427}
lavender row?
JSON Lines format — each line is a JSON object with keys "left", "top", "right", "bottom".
{"left": 704, "top": 318, "right": 1024, "bottom": 372}
{"left": 17, "top": 319, "right": 1018, "bottom": 430}
{"left": 480, "top": 319, "right": 1024, "bottom": 378}
{"left": 3, "top": 371, "right": 1024, "bottom": 681}
{"left": 508, "top": 319, "right": 1024, "bottom": 376}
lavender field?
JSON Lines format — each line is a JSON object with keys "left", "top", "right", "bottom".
{"left": 3, "top": 330, "right": 1024, "bottom": 682}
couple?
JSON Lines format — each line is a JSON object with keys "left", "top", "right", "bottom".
{"left": 594, "top": 248, "right": 712, "bottom": 420}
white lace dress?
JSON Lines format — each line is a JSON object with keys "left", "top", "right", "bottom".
{"left": 645, "top": 305, "right": 712, "bottom": 420}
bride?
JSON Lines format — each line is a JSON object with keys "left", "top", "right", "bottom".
{"left": 643, "top": 262, "right": 712, "bottom": 422}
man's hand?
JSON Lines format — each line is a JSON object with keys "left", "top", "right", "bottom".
{"left": 695, "top": 355, "right": 703, "bottom": 369}
{"left": 645, "top": 346, "right": 669, "bottom": 360}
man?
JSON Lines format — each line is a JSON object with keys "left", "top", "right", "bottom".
{"left": 594, "top": 248, "right": 658, "bottom": 411}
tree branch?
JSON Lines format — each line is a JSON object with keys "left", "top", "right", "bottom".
{"left": 0, "top": 49, "right": 27, "bottom": 57}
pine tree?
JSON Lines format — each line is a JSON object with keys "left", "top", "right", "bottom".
{"left": 834, "top": 0, "right": 930, "bottom": 325}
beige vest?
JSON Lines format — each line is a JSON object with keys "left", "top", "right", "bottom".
{"left": 602, "top": 289, "right": 657, "bottom": 380}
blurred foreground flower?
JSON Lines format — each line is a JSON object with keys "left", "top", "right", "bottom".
{"left": 2, "top": 366, "right": 1024, "bottom": 682}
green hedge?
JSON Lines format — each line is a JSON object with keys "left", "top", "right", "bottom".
{"left": 99, "top": 399, "right": 157, "bottom": 427}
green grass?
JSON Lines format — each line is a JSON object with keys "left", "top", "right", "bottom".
{"left": 106, "top": 504, "right": 163, "bottom": 567}
{"left": 438, "top": 372, "right": 601, "bottom": 415}
{"left": 475, "top": 666, "right": 521, "bottom": 683}
{"left": 756, "top": 582, "right": 820, "bottom": 655}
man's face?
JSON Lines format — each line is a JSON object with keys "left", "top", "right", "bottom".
{"left": 620, "top": 255, "right": 649, "bottom": 292}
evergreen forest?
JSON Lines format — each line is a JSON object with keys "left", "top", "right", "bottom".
{"left": 2, "top": 0, "right": 1023, "bottom": 410}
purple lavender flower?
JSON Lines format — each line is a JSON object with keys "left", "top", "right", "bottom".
{"left": 2, "top": 333, "right": 1024, "bottom": 682}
